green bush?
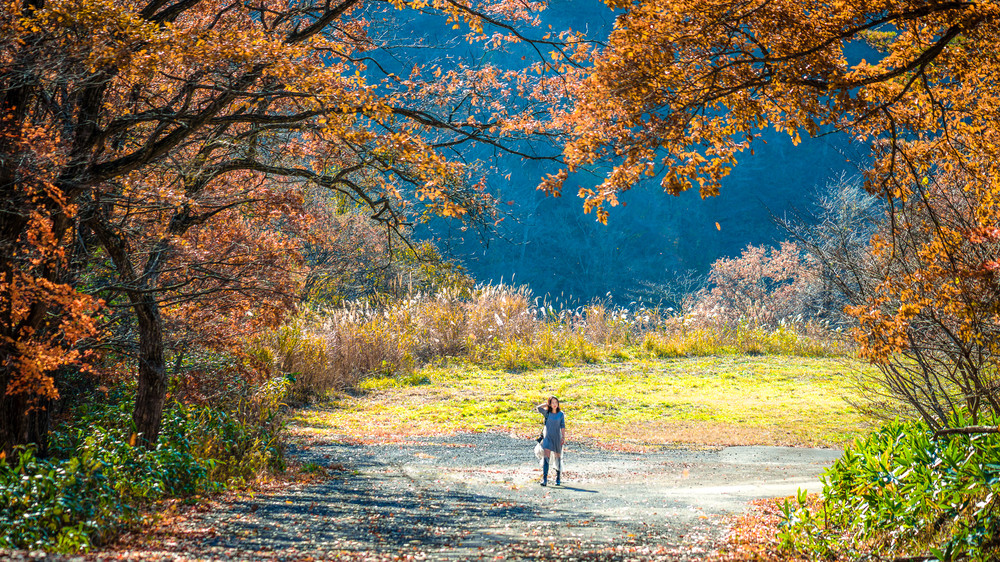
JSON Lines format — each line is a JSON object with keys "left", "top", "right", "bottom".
{"left": 184, "top": 375, "right": 290, "bottom": 483}
{"left": 0, "top": 377, "right": 289, "bottom": 553}
{"left": 0, "top": 440, "right": 124, "bottom": 551}
{"left": 778, "top": 414, "right": 1000, "bottom": 561}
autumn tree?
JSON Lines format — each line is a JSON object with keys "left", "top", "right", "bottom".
{"left": 693, "top": 241, "right": 821, "bottom": 329}
{"left": 0, "top": 0, "right": 585, "bottom": 453}
{"left": 776, "top": 175, "right": 883, "bottom": 328}
{"left": 79, "top": 174, "right": 307, "bottom": 397}
{"left": 841, "top": 174, "right": 1000, "bottom": 426}
{"left": 0, "top": 2, "right": 104, "bottom": 455}
{"left": 552, "top": 0, "right": 1000, "bottom": 428}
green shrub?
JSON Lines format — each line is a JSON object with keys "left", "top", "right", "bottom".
{"left": 197, "top": 374, "right": 290, "bottom": 481}
{"left": 0, "top": 377, "right": 289, "bottom": 553}
{"left": 0, "top": 441, "right": 125, "bottom": 551}
{"left": 778, "top": 414, "right": 1000, "bottom": 561}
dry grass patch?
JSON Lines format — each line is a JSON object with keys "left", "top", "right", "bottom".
{"left": 708, "top": 497, "right": 815, "bottom": 562}
{"left": 291, "top": 355, "right": 874, "bottom": 449}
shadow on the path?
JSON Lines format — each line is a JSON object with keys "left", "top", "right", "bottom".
{"left": 194, "top": 448, "right": 575, "bottom": 555}
{"left": 171, "top": 434, "right": 797, "bottom": 560}
{"left": 554, "top": 485, "right": 598, "bottom": 493}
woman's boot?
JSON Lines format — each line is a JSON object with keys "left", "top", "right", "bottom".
{"left": 541, "top": 458, "right": 549, "bottom": 486}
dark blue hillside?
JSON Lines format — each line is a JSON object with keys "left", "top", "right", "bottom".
{"left": 386, "top": 0, "right": 860, "bottom": 301}
{"left": 439, "top": 127, "right": 856, "bottom": 302}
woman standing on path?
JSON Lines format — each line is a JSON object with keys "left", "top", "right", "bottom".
{"left": 536, "top": 396, "right": 566, "bottom": 486}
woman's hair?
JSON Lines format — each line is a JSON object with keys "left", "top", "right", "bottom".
{"left": 546, "top": 396, "right": 560, "bottom": 413}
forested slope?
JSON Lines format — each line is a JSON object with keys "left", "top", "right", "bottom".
{"left": 410, "top": 0, "right": 857, "bottom": 300}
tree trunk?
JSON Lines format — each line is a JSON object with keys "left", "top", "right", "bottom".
{"left": 0, "top": 387, "right": 50, "bottom": 460}
{"left": 1, "top": 20, "right": 106, "bottom": 458}
{"left": 132, "top": 296, "right": 167, "bottom": 448}
{"left": 86, "top": 212, "right": 172, "bottom": 448}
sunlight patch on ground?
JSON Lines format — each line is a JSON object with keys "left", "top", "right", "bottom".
{"left": 290, "top": 356, "right": 874, "bottom": 449}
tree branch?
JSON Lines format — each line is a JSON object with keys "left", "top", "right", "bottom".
{"left": 935, "top": 426, "right": 1000, "bottom": 437}
{"left": 285, "top": 0, "right": 361, "bottom": 44}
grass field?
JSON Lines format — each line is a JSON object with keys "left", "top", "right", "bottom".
{"left": 290, "top": 355, "right": 875, "bottom": 450}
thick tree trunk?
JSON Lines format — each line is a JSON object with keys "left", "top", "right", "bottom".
{"left": 0, "top": 213, "right": 72, "bottom": 458}
{"left": 1, "top": 22, "right": 107, "bottom": 458}
{"left": 0, "top": 386, "right": 50, "bottom": 460}
{"left": 132, "top": 297, "right": 167, "bottom": 448}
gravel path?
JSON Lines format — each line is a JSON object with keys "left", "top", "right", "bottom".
{"left": 84, "top": 432, "right": 841, "bottom": 561}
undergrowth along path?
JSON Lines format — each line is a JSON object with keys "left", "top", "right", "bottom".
{"left": 296, "top": 356, "right": 872, "bottom": 449}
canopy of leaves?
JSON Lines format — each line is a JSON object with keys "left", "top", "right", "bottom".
{"left": 0, "top": 0, "right": 585, "bottom": 449}
{"left": 553, "top": 0, "right": 1000, "bottom": 219}
{"left": 555, "top": 0, "right": 1000, "bottom": 426}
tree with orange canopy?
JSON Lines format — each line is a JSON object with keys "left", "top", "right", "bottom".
{"left": 555, "top": 0, "right": 1000, "bottom": 427}
{"left": 0, "top": 0, "right": 586, "bottom": 453}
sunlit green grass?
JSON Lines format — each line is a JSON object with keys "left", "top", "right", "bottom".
{"left": 291, "top": 355, "right": 874, "bottom": 449}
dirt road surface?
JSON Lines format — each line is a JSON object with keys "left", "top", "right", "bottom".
{"left": 72, "top": 432, "right": 841, "bottom": 561}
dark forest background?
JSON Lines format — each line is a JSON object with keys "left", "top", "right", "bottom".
{"left": 412, "top": 1, "right": 859, "bottom": 302}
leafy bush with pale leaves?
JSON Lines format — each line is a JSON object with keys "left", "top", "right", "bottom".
{"left": 691, "top": 241, "right": 823, "bottom": 329}
{"left": 779, "top": 414, "right": 1000, "bottom": 561}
